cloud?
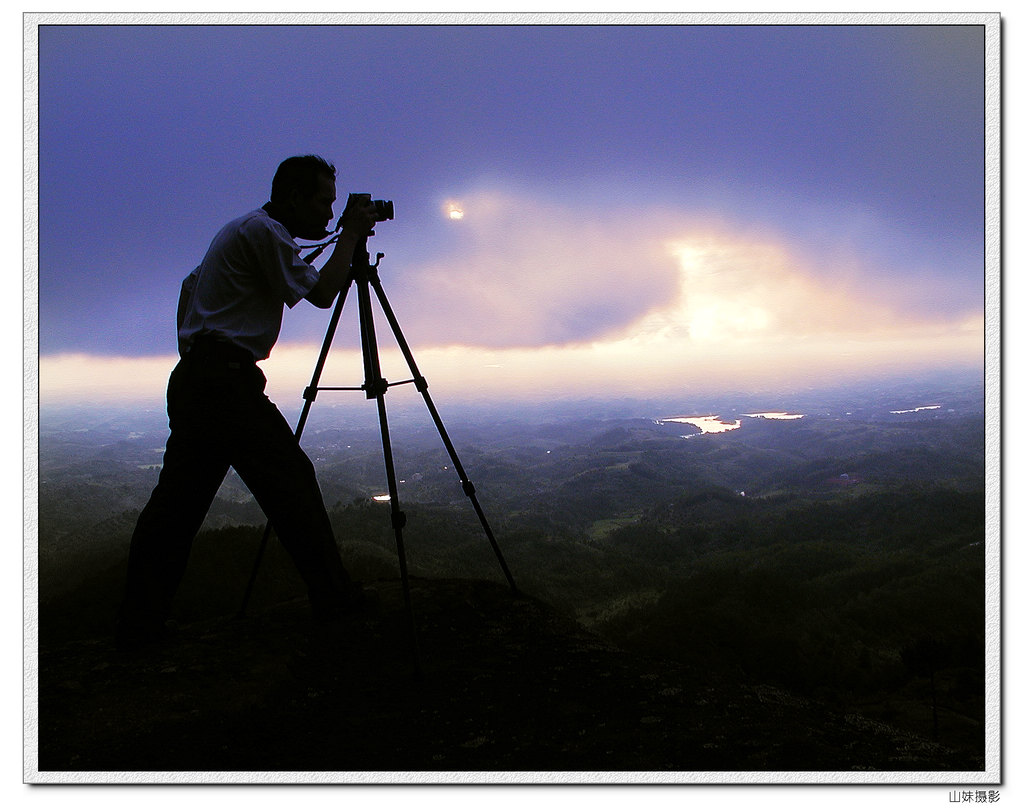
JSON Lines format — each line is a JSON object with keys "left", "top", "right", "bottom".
{"left": 391, "top": 190, "right": 979, "bottom": 352}
{"left": 394, "top": 191, "right": 681, "bottom": 348}
{"left": 647, "top": 230, "right": 952, "bottom": 344}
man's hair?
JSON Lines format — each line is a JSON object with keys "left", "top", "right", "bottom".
{"left": 270, "top": 155, "right": 336, "bottom": 203}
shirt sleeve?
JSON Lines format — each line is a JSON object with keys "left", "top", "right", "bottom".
{"left": 244, "top": 215, "right": 321, "bottom": 308}
{"left": 177, "top": 265, "right": 201, "bottom": 331}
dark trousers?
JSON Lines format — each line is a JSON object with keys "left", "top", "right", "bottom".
{"left": 120, "top": 341, "right": 352, "bottom": 630}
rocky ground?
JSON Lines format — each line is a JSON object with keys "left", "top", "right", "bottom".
{"left": 32, "top": 577, "right": 983, "bottom": 780}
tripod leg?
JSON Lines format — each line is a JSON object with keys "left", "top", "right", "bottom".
{"left": 357, "top": 274, "right": 422, "bottom": 678}
{"left": 367, "top": 272, "right": 517, "bottom": 593}
{"left": 374, "top": 391, "right": 422, "bottom": 679}
{"left": 295, "top": 271, "right": 357, "bottom": 436}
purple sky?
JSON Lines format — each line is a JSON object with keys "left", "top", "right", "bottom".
{"left": 34, "top": 20, "right": 990, "bottom": 403}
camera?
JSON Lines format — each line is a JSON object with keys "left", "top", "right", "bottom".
{"left": 349, "top": 193, "right": 394, "bottom": 222}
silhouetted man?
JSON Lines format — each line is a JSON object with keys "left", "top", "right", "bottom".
{"left": 117, "top": 155, "right": 378, "bottom": 650}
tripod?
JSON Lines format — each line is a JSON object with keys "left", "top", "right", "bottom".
{"left": 238, "top": 233, "right": 517, "bottom": 675}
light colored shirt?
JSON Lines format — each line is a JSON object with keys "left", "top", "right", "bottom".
{"left": 177, "top": 208, "right": 319, "bottom": 361}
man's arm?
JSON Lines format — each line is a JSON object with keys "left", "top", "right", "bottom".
{"left": 304, "top": 199, "right": 377, "bottom": 309}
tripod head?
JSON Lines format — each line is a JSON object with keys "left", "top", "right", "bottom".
{"left": 350, "top": 234, "right": 385, "bottom": 282}
{"left": 299, "top": 226, "right": 384, "bottom": 280}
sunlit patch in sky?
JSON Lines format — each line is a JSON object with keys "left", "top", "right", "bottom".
{"left": 444, "top": 201, "right": 464, "bottom": 220}
{"left": 656, "top": 233, "right": 927, "bottom": 344}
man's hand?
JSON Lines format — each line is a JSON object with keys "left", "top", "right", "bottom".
{"left": 304, "top": 196, "right": 379, "bottom": 309}
{"left": 339, "top": 195, "right": 378, "bottom": 240}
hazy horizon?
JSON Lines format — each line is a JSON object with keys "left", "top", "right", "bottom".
{"left": 37, "top": 365, "right": 984, "bottom": 431}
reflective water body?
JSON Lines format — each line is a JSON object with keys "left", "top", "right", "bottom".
{"left": 660, "top": 415, "right": 742, "bottom": 435}
{"left": 658, "top": 411, "right": 805, "bottom": 437}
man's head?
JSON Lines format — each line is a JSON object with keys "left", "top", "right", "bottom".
{"left": 270, "top": 155, "right": 337, "bottom": 240}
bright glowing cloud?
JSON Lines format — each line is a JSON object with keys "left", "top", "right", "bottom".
{"left": 644, "top": 232, "right": 943, "bottom": 344}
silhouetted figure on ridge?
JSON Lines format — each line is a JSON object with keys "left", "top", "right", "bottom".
{"left": 116, "top": 155, "right": 378, "bottom": 650}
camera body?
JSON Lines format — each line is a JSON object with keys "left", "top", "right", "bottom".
{"left": 349, "top": 192, "right": 394, "bottom": 222}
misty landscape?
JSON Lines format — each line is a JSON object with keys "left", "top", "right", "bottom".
{"left": 34, "top": 371, "right": 988, "bottom": 774}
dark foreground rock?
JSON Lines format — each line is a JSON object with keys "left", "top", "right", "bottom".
{"left": 34, "top": 578, "right": 982, "bottom": 777}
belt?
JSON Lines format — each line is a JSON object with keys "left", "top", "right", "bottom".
{"left": 183, "top": 337, "right": 256, "bottom": 368}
